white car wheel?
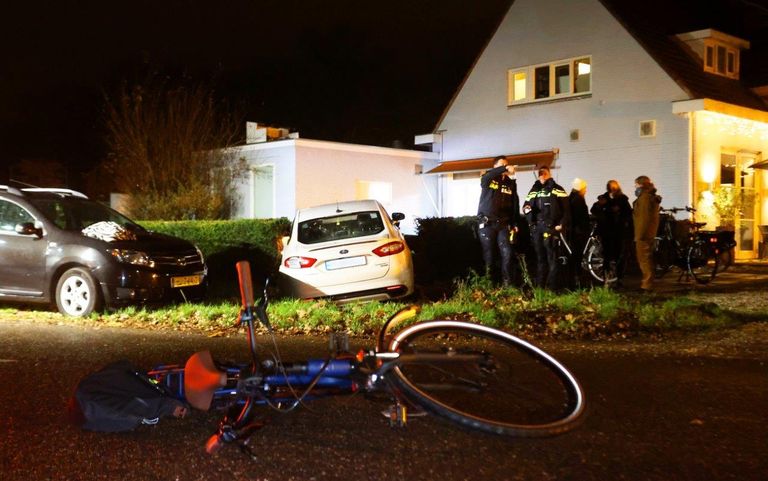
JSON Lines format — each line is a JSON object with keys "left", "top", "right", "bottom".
{"left": 56, "top": 268, "right": 101, "bottom": 317}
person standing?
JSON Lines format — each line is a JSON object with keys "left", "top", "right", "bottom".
{"left": 568, "top": 178, "right": 590, "bottom": 288}
{"left": 477, "top": 155, "right": 519, "bottom": 286}
{"left": 591, "top": 180, "right": 633, "bottom": 287}
{"left": 522, "top": 165, "right": 570, "bottom": 290}
{"left": 632, "top": 175, "right": 661, "bottom": 292}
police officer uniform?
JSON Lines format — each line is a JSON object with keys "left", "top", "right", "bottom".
{"left": 523, "top": 175, "right": 571, "bottom": 290}
{"left": 477, "top": 164, "right": 519, "bottom": 285}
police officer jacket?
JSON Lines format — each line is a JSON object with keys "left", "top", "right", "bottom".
{"left": 477, "top": 166, "right": 519, "bottom": 225}
{"left": 523, "top": 178, "right": 571, "bottom": 230}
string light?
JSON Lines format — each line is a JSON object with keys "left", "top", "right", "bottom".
{"left": 698, "top": 110, "right": 768, "bottom": 141}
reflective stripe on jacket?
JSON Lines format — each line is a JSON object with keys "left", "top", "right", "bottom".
{"left": 523, "top": 178, "right": 571, "bottom": 230}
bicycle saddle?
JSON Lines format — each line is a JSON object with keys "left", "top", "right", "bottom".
{"left": 184, "top": 351, "right": 227, "bottom": 411}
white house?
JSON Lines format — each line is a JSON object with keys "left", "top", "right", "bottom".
{"left": 421, "top": 0, "right": 768, "bottom": 259}
{"left": 230, "top": 137, "right": 440, "bottom": 234}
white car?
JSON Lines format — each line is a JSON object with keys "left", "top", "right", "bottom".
{"left": 278, "top": 200, "right": 414, "bottom": 302}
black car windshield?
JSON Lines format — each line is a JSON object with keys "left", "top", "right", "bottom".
{"left": 297, "top": 211, "right": 384, "bottom": 244}
{"left": 28, "top": 197, "right": 143, "bottom": 232}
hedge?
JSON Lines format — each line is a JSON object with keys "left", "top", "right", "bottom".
{"left": 140, "top": 218, "right": 291, "bottom": 299}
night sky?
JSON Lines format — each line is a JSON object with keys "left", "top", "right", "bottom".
{"left": 2, "top": 0, "right": 768, "bottom": 191}
{"left": 0, "top": 0, "right": 512, "bottom": 182}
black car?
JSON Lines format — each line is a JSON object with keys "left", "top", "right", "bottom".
{"left": 0, "top": 186, "right": 207, "bottom": 316}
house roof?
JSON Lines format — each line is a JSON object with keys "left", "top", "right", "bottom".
{"left": 434, "top": 0, "right": 768, "bottom": 132}
{"left": 425, "top": 150, "right": 555, "bottom": 174}
{"left": 599, "top": 0, "right": 768, "bottom": 111}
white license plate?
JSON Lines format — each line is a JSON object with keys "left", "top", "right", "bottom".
{"left": 325, "top": 256, "right": 367, "bottom": 271}
{"left": 171, "top": 275, "right": 202, "bottom": 288}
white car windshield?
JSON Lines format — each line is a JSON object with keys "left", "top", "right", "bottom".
{"left": 298, "top": 211, "right": 384, "bottom": 244}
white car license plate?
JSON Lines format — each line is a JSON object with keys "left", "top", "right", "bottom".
{"left": 171, "top": 275, "right": 202, "bottom": 288}
{"left": 325, "top": 256, "right": 366, "bottom": 271}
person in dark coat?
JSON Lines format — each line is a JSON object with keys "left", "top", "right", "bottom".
{"left": 477, "top": 155, "right": 520, "bottom": 286}
{"left": 590, "top": 180, "right": 633, "bottom": 286}
{"left": 568, "top": 178, "right": 590, "bottom": 288}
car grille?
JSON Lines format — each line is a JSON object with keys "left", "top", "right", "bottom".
{"left": 149, "top": 249, "right": 204, "bottom": 268}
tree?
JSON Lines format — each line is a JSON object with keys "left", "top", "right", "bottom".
{"left": 103, "top": 78, "right": 247, "bottom": 220}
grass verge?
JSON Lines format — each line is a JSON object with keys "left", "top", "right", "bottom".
{"left": 0, "top": 275, "right": 761, "bottom": 339}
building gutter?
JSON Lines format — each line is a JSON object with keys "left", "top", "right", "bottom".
{"left": 672, "top": 98, "right": 768, "bottom": 124}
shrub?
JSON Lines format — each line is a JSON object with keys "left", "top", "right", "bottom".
{"left": 140, "top": 218, "right": 291, "bottom": 299}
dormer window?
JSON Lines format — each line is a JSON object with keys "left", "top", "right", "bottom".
{"left": 677, "top": 29, "right": 749, "bottom": 80}
{"left": 703, "top": 41, "right": 739, "bottom": 78}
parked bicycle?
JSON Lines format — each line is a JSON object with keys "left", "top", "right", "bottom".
{"left": 653, "top": 206, "right": 720, "bottom": 284}
{"left": 580, "top": 218, "right": 618, "bottom": 285}
{"left": 151, "top": 261, "right": 585, "bottom": 455}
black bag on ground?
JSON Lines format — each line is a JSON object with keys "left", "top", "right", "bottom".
{"left": 68, "top": 360, "right": 187, "bottom": 432}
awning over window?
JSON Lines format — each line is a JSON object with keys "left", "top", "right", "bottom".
{"left": 425, "top": 149, "right": 557, "bottom": 175}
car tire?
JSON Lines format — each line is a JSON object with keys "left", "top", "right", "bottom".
{"left": 55, "top": 267, "right": 102, "bottom": 317}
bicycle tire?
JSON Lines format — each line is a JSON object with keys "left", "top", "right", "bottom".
{"left": 387, "top": 320, "right": 585, "bottom": 437}
{"left": 687, "top": 242, "right": 718, "bottom": 284}
{"left": 585, "top": 238, "right": 616, "bottom": 284}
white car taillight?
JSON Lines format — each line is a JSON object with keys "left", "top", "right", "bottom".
{"left": 372, "top": 241, "right": 405, "bottom": 257}
{"left": 284, "top": 256, "right": 317, "bottom": 269}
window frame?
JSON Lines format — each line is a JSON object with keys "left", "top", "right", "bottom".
{"left": 703, "top": 40, "right": 739, "bottom": 79}
{"left": 507, "top": 55, "right": 592, "bottom": 107}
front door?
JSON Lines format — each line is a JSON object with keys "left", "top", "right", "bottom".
{"left": 0, "top": 199, "right": 47, "bottom": 296}
{"left": 721, "top": 151, "right": 760, "bottom": 259}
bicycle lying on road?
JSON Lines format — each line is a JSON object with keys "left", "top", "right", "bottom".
{"left": 150, "top": 261, "right": 586, "bottom": 454}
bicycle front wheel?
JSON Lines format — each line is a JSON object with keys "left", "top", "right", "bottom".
{"left": 687, "top": 242, "right": 718, "bottom": 284}
{"left": 387, "top": 321, "right": 585, "bottom": 437}
{"left": 585, "top": 238, "right": 616, "bottom": 284}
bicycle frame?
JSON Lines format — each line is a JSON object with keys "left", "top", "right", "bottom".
{"left": 150, "top": 260, "right": 585, "bottom": 453}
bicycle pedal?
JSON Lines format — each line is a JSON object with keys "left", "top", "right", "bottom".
{"left": 381, "top": 404, "right": 427, "bottom": 426}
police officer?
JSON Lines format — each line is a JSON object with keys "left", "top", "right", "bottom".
{"left": 477, "top": 155, "right": 519, "bottom": 286}
{"left": 522, "top": 165, "right": 571, "bottom": 290}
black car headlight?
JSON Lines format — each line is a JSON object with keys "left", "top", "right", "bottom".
{"left": 110, "top": 249, "right": 154, "bottom": 268}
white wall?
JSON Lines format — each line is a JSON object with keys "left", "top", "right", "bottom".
{"left": 231, "top": 142, "right": 297, "bottom": 219}
{"left": 437, "top": 0, "right": 692, "bottom": 213}
{"left": 229, "top": 139, "right": 440, "bottom": 234}
{"left": 294, "top": 140, "right": 439, "bottom": 234}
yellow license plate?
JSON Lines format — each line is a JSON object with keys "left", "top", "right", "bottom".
{"left": 171, "top": 275, "right": 201, "bottom": 288}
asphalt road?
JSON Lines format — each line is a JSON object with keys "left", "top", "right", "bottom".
{"left": 1, "top": 321, "right": 766, "bottom": 481}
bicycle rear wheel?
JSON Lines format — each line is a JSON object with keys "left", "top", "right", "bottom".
{"left": 687, "top": 242, "right": 718, "bottom": 284}
{"left": 387, "top": 321, "right": 585, "bottom": 437}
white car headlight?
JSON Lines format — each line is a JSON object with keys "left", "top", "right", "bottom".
{"left": 110, "top": 249, "right": 154, "bottom": 268}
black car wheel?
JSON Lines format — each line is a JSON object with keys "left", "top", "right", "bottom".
{"left": 55, "top": 267, "right": 102, "bottom": 317}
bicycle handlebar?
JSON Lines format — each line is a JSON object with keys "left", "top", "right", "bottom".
{"left": 661, "top": 206, "right": 696, "bottom": 214}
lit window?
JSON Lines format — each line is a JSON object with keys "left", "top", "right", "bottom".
{"left": 573, "top": 58, "right": 591, "bottom": 93}
{"left": 507, "top": 55, "right": 592, "bottom": 107}
{"left": 356, "top": 181, "right": 392, "bottom": 205}
{"left": 508, "top": 70, "right": 527, "bottom": 103}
